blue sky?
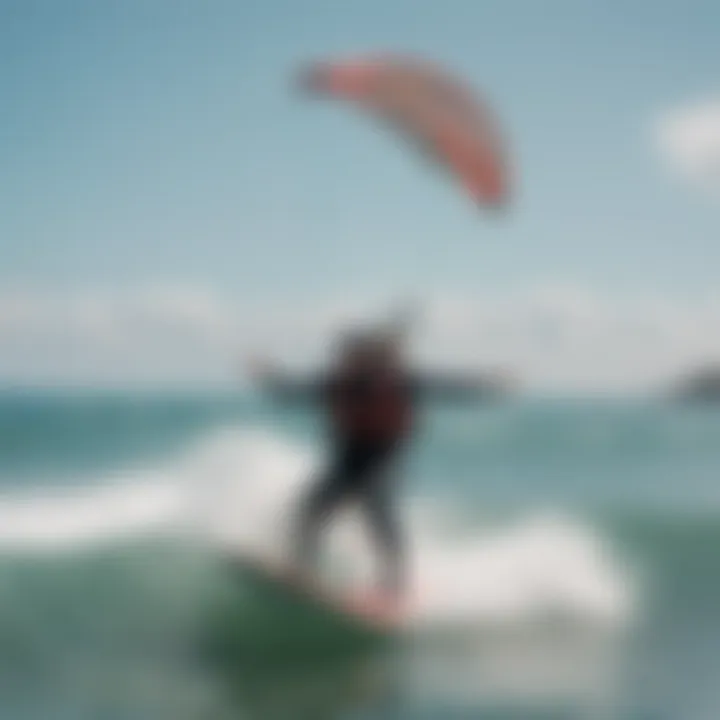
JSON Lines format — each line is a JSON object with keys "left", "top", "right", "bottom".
{"left": 1, "top": 0, "right": 720, "bottom": 388}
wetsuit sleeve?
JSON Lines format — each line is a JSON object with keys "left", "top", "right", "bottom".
{"left": 410, "top": 373, "right": 507, "bottom": 402}
{"left": 257, "top": 372, "right": 327, "bottom": 403}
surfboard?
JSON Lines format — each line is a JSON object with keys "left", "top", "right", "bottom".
{"left": 225, "top": 553, "right": 406, "bottom": 634}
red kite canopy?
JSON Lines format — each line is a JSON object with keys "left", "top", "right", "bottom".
{"left": 297, "top": 54, "right": 510, "bottom": 209}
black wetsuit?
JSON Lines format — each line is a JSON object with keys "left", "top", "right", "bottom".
{"left": 264, "top": 369, "right": 493, "bottom": 597}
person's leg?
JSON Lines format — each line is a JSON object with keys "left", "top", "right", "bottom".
{"left": 292, "top": 450, "right": 357, "bottom": 576}
{"left": 359, "top": 462, "right": 405, "bottom": 600}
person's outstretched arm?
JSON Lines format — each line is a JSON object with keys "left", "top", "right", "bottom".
{"left": 244, "top": 356, "right": 326, "bottom": 403}
{"left": 412, "top": 369, "right": 514, "bottom": 402}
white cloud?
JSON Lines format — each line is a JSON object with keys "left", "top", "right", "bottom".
{"left": 656, "top": 99, "right": 720, "bottom": 194}
{"left": 0, "top": 283, "right": 720, "bottom": 392}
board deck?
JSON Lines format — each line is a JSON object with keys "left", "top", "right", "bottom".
{"left": 226, "top": 553, "right": 405, "bottom": 633}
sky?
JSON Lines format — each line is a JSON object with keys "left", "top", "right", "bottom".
{"left": 1, "top": 0, "right": 720, "bottom": 391}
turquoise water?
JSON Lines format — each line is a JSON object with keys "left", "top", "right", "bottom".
{"left": 0, "top": 391, "right": 718, "bottom": 719}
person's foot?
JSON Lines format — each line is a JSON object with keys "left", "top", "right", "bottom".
{"left": 349, "top": 589, "right": 405, "bottom": 623}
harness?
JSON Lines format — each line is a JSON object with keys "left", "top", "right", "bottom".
{"left": 326, "top": 373, "right": 414, "bottom": 443}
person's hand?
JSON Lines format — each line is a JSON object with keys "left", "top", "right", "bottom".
{"left": 483, "top": 367, "right": 518, "bottom": 394}
{"left": 243, "top": 354, "right": 277, "bottom": 382}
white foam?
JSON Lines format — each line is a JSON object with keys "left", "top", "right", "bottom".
{"left": 0, "top": 425, "right": 634, "bottom": 627}
{"left": 409, "top": 511, "right": 632, "bottom": 625}
{"left": 0, "top": 474, "right": 183, "bottom": 551}
{"left": 179, "top": 426, "right": 316, "bottom": 556}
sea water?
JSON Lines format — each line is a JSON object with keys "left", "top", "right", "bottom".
{"left": 0, "top": 390, "right": 718, "bottom": 719}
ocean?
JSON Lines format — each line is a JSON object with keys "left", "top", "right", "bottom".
{"left": 0, "top": 390, "right": 718, "bottom": 719}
